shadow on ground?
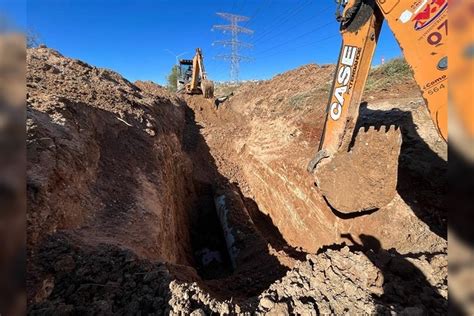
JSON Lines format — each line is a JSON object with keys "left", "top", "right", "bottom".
{"left": 28, "top": 234, "right": 173, "bottom": 314}
{"left": 341, "top": 233, "right": 447, "bottom": 314}
{"left": 177, "top": 102, "right": 304, "bottom": 301}
{"left": 355, "top": 103, "right": 447, "bottom": 239}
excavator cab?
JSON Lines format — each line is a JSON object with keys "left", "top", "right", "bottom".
{"left": 177, "top": 59, "right": 193, "bottom": 93}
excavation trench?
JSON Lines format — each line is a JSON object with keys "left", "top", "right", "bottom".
{"left": 188, "top": 180, "right": 272, "bottom": 280}
{"left": 190, "top": 181, "right": 233, "bottom": 280}
{"left": 184, "top": 180, "right": 292, "bottom": 301}
{"left": 27, "top": 48, "right": 447, "bottom": 314}
{"left": 171, "top": 100, "right": 295, "bottom": 299}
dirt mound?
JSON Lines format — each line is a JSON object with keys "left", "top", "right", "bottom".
{"left": 29, "top": 234, "right": 173, "bottom": 314}
{"left": 228, "top": 64, "right": 334, "bottom": 119}
{"left": 167, "top": 244, "right": 446, "bottom": 315}
{"left": 29, "top": 235, "right": 446, "bottom": 315}
{"left": 365, "top": 58, "right": 420, "bottom": 98}
{"left": 256, "top": 245, "right": 446, "bottom": 315}
{"left": 27, "top": 46, "right": 198, "bottom": 300}
{"left": 134, "top": 80, "right": 176, "bottom": 100}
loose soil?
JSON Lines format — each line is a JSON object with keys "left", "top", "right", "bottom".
{"left": 27, "top": 48, "right": 447, "bottom": 315}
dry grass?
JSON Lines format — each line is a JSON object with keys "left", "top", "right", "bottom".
{"left": 365, "top": 58, "right": 414, "bottom": 92}
{"left": 214, "top": 82, "right": 246, "bottom": 97}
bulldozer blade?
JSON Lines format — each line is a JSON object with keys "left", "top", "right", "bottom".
{"left": 314, "top": 125, "right": 402, "bottom": 214}
{"left": 201, "top": 80, "right": 214, "bottom": 99}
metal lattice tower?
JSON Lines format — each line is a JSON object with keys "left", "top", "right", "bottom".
{"left": 213, "top": 13, "right": 254, "bottom": 83}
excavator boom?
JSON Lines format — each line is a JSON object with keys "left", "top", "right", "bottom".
{"left": 178, "top": 48, "right": 214, "bottom": 99}
{"left": 309, "top": 0, "right": 448, "bottom": 213}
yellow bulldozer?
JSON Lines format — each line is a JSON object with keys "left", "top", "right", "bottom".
{"left": 177, "top": 48, "right": 214, "bottom": 99}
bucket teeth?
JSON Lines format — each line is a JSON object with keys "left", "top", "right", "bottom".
{"left": 359, "top": 124, "right": 400, "bottom": 134}
{"left": 380, "top": 125, "right": 396, "bottom": 133}
{"left": 315, "top": 124, "right": 403, "bottom": 213}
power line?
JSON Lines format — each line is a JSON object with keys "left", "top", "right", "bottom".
{"left": 256, "top": 33, "right": 340, "bottom": 59}
{"left": 250, "top": 0, "right": 313, "bottom": 42}
{"left": 231, "top": 0, "right": 238, "bottom": 14}
{"left": 213, "top": 12, "right": 254, "bottom": 82}
{"left": 164, "top": 49, "right": 188, "bottom": 65}
{"left": 214, "top": 40, "right": 253, "bottom": 49}
{"left": 252, "top": 4, "right": 333, "bottom": 46}
{"left": 247, "top": 0, "right": 310, "bottom": 29}
{"left": 235, "top": 0, "right": 248, "bottom": 14}
{"left": 254, "top": 20, "right": 336, "bottom": 56}
{"left": 242, "top": 0, "right": 273, "bottom": 28}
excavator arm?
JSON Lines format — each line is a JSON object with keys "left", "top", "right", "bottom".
{"left": 185, "top": 48, "right": 214, "bottom": 99}
{"left": 310, "top": 0, "right": 384, "bottom": 167}
{"left": 309, "top": 0, "right": 448, "bottom": 213}
{"left": 196, "top": 49, "right": 215, "bottom": 99}
{"left": 188, "top": 49, "right": 202, "bottom": 93}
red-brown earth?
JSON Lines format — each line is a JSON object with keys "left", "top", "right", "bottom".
{"left": 27, "top": 48, "right": 447, "bottom": 314}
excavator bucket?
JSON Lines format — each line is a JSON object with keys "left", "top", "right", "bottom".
{"left": 314, "top": 125, "right": 402, "bottom": 213}
{"left": 308, "top": 2, "right": 404, "bottom": 213}
{"left": 201, "top": 79, "right": 214, "bottom": 99}
{"left": 309, "top": 0, "right": 447, "bottom": 213}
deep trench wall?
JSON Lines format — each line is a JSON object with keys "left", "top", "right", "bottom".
{"left": 27, "top": 47, "right": 195, "bottom": 265}
{"left": 216, "top": 65, "right": 339, "bottom": 251}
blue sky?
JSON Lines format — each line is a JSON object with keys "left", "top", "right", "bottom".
{"left": 4, "top": 0, "right": 401, "bottom": 84}
{"left": 1, "top": 0, "right": 27, "bottom": 29}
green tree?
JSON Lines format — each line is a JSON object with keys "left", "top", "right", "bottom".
{"left": 166, "top": 65, "right": 179, "bottom": 92}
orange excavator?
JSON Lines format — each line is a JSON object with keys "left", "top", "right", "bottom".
{"left": 308, "top": 0, "right": 448, "bottom": 213}
{"left": 177, "top": 48, "right": 214, "bottom": 98}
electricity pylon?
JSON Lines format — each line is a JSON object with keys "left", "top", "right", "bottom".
{"left": 213, "top": 13, "right": 254, "bottom": 83}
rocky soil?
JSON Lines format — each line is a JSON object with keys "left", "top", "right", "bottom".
{"left": 27, "top": 48, "right": 447, "bottom": 315}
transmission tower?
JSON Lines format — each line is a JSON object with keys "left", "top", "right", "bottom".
{"left": 213, "top": 13, "right": 254, "bottom": 83}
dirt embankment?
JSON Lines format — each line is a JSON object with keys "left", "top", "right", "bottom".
{"left": 27, "top": 47, "right": 196, "bottom": 273}
{"left": 27, "top": 48, "right": 447, "bottom": 315}
{"left": 186, "top": 63, "right": 446, "bottom": 253}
